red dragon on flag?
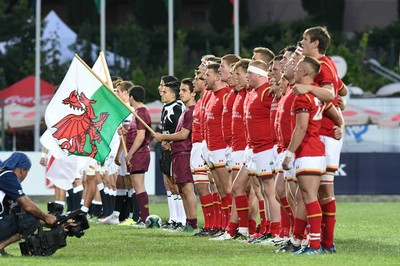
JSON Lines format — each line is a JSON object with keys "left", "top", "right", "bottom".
{"left": 51, "top": 90, "right": 109, "bottom": 159}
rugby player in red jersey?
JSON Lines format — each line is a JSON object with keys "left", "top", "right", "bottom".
{"left": 204, "top": 63, "right": 230, "bottom": 235}
{"left": 294, "top": 26, "right": 347, "bottom": 253}
{"left": 240, "top": 59, "right": 282, "bottom": 239}
{"left": 218, "top": 54, "right": 241, "bottom": 229}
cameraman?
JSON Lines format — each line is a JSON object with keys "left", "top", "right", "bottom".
{"left": 0, "top": 152, "right": 57, "bottom": 256}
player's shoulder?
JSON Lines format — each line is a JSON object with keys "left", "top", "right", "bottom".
{"left": 261, "top": 86, "right": 272, "bottom": 102}
{"left": 318, "top": 56, "right": 336, "bottom": 73}
{"left": 295, "top": 93, "right": 313, "bottom": 104}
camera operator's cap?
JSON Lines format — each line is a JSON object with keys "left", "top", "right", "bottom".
{"left": 1, "top": 152, "right": 31, "bottom": 170}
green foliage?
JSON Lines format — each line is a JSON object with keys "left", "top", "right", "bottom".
{"left": 301, "top": 0, "right": 345, "bottom": 33}
{"left": 66, "top": 0, "right": 99, "bottom": 29}
{"left": 0, "top": 0, "right": 68, "bottom": 87}
{"left": 40, "top": 29, "right": 69, "bottom": 86}
{"left": 366, "top": 21, "right": 400, "bottom": 68}
{"left": 329, "top": 32, "right": 391, "bottom": 93}
{"left": 242, "top": 20, "right": 314, "bottom": 55}
{"left": 132, "top": 0, "right": 182, "bottom": 29}
{"left": 209, "top": 0, "right": 248, "bottom": 33}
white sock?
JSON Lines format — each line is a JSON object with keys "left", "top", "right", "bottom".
{"left": 97, "top": 183, "right": 105, "bottom": 191}
{"left": 238, "top": 227, "right": 248, "bottom": 235}
{"left": 167, "top": 191, "right": 177, "bottom": 223}
{"left": 116, "top": 189, "right": 126, "bottom": 196}
{"left": 112, "top": 210, "right": 120, "bottom": 218}
{"left": 174, "top": 194, "right": 186, "bottom": 225}
{"left": 128, "top": 188, "right": 134, "bottom": 197}
{"left": 73, "top": 185, "right": 83, "bottom": 193}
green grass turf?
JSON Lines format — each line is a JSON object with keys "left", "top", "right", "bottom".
{"left": 2, "top": 202, "right": 400, "bottom": 265}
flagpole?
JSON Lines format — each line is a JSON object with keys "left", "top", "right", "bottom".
{"left": 233, "top": 0, "right": 239, "bottom": 55}
{"left": 74, "top": 54, "right": 156, "bottom": 135}
{"left": 168, "top": 0, "right": 174, "bottom": 76}
{"left": 34, "top": 0, "right": 41, "bottom": 151}
{"left": 120, "top": 136, "right": 128, "bottom": 154}
{"left": 100, "top": 0, "right": 106, "bottom": 53}
{"left": 99, "top": 51, "right": 111, "bottom": 87}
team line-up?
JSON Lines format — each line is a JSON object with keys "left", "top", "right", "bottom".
{"left": 41, "top": 25, "right": 346, "bottom": 255}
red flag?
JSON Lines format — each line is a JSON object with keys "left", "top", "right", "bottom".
{"left": 230, "top": 0, "right": 239, "bottom": 25}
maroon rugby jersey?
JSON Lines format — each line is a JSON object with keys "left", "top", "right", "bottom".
{"left": 126, "top": 106, "right": 152, "bottom": 153}
{"left": 172, "top": 105, "right": 194, "bottom": 154}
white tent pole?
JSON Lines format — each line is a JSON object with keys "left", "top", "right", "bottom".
{"left": 34, "top": 0, "right": 41, "bottom": 151}
{"left": 168, "top": 0, "right": 174, "bottom": 76}
{"left": 13, "top": 131, "right": 16, "bottom": 151}
{"left": 100, "top": 0, "right": 106, "bottom": 53}
{"left": 234, "top": 0, "right": 239, "bottom": 55}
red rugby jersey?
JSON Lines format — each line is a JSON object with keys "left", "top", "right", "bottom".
{"left": 245, "top": 83, "right": 274, "bottom": 153}
{"left": 270, "top": 97, "right": 279, "bottom": 145}
{"left": 275, "top": 84, "right": 296, "bottom": 153}
{"left": 243, "top": 87, "right": 253, "bottom": 148}
{"left": 205, "top": 88, "right": 228, "bottom": 151}
{"left": 200, "top": 90, "right": 212, "bottom": 142}
{"left": 231, "top": 88, "right": 247, "bottom": 152}
{"left": 192, "top": 99, "right": 202, "bottom": 144}
{"left": 315, "top": 55, "right": 344, "bottom": 138}
{"left": 290, "top": 91, "right": 325, "bottom": 158}
{"left": 222, "top": 86, "right": 236, "bottom": 147}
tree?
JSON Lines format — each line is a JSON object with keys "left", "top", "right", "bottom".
{"left": 131, "top": 0, "right": 182, "bottom": 29}
{"left": 0, "top": 0, "right": 68, "bottom": 87}
{"left": 301, "top": 0, "right": 345, "bottom": 33}
{"left": 209, "top": 0, "right": 249, "bottom": 33}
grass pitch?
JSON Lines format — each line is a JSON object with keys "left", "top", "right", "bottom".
{"left": 2, "top": 202, "right": 400, "bottom": 265}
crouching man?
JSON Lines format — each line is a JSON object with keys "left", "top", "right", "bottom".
{"left": 0, "top": 152, "right": 57, "bottom": 256}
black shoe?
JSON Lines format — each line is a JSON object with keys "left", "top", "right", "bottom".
{"left": 274, "top": 240, "right": 301, "bottom": 253}
{"left": 173, "top": 222, "right": 185, "bottom": 231}
{"left": 161, "top": 221, "right": 175, "bottom": 230}
{"left": 322, "top": 244, "right": 337, "bottom": 254}
{"left": 212, "top": 229, "right": 225, "bottom": 237}
{"left": 0, "top": 249, "right": 11, "bottom": 257}
{"left": 193, "top": 228, "right": 213, "bottom": 237}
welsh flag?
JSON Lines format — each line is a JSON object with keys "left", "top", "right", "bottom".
{"left": 40, "top": 55, "right": 131, "bottom": 164}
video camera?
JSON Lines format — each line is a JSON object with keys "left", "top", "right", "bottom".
{"left": 19, "top": 202, "right": 90, "bottom": 256}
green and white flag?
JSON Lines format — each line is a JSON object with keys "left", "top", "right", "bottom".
{"left": 41, "top": 56, "right": 130, "bottom": 164}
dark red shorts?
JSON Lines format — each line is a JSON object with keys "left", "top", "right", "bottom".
{"left": 172, "top": 152, "right": 194, "bottom": 184}
{"left": 128, "top": 151, "right": 150, "bottom": 173}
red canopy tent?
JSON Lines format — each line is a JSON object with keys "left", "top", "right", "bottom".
{"left": 0, "top": 76, "right": 56, "bottom": 129}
